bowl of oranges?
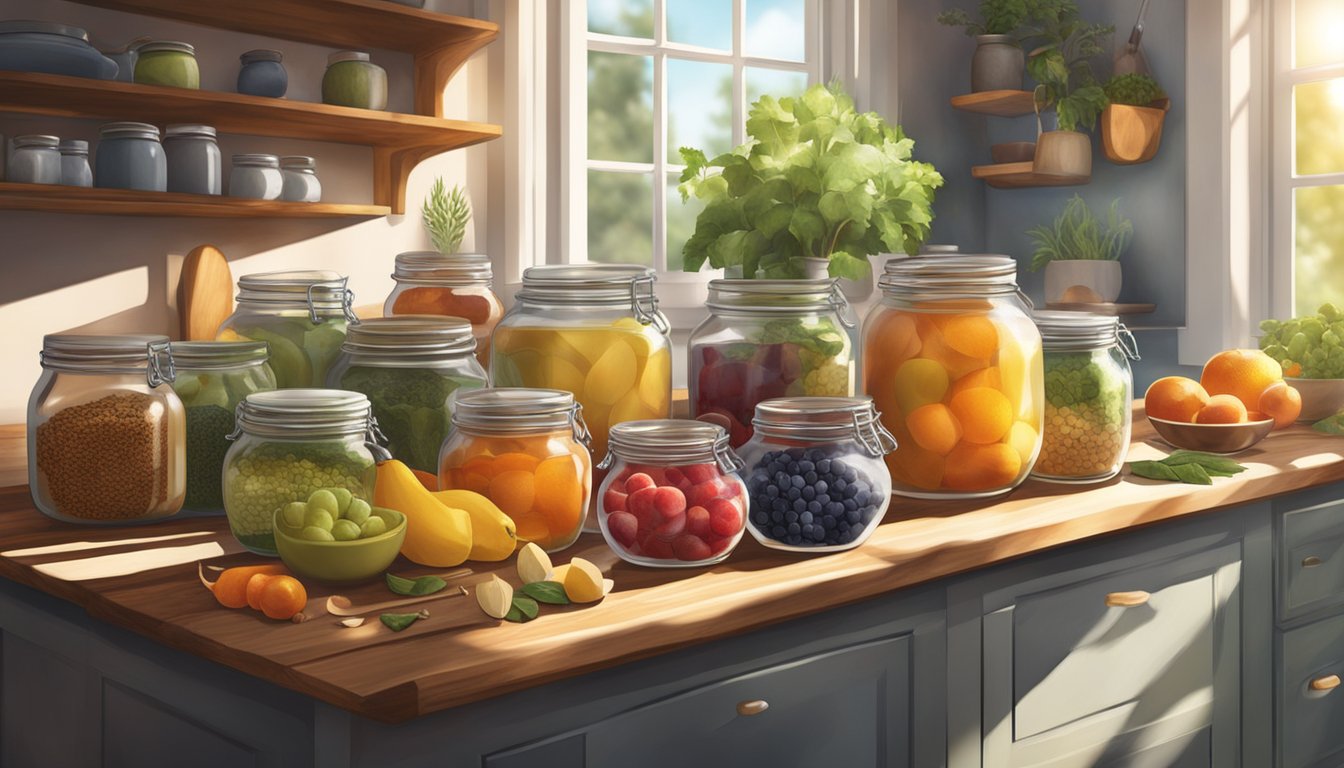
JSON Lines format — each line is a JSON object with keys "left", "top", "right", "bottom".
{"left": 1144, "top": 349, "right": 1301, "bottom": 454}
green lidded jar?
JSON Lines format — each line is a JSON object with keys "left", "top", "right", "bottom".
{"left": 321, "top": 51, "right": 387, "bottom": 110}
{"left": 170, "top": 341, "right": 276, "bottom": 515}
{"left": 1031, "top": 311, "right": 1139, "bottom": 484}
{"left": 222, "top": 389, "right": 378, "bottom": 556}
{"left": 327, "top": 315, "right": 488, "bottom": 475}
{"left": 216, "top": 270, "right": 357, "bottom": 389}
{"left": 133, "top": 40, "right": 199, "bottom": 89}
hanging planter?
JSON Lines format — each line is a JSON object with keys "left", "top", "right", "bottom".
{"left": 1101, "top": 73, "right": 1170, "bottom": 165}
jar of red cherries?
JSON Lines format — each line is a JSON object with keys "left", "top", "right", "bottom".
{"left": 596, "top": 419, "right": 748, "bottom": 567}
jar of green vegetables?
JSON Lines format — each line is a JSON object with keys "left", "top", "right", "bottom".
{"left": 327, "top": 316, "right": 488, "bottom": 475}
{"left": 170, "top": 341, "right": 276, "bottom": 515}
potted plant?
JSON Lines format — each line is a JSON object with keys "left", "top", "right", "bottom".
{"left": 677, "top": 81, "right": 943, "bottom": 294}
{"left": 1027, "top": 194, "right": 1132, "bottom": 304}
{"left": 1101, "top": 73, "right": 1170, "bottom": 165}
{"left": 937, "top": 0, "right": 1030, "bottom": 92}
{"left": 1022, "top": 1, "right": 1111, "bottom": 179}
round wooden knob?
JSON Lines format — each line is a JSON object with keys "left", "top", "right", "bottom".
{"left": 736, "top": 700, "right": 769, "bottom": 716}
{"left": 1303, "top": 556, "right": 1323, "bottom": 568}
{"left": 1310, "top": 674, "right": 1340, "bottom": 692}
{"left": 1105, "top": 590, "right": 1151, "bottom": 608}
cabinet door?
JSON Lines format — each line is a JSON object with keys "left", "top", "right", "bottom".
{"left": 1278, "top": 498, "right": 1344, "bottom": 622}
{"left": 1279, "top": 614, "right": 1344, "bottom": 768}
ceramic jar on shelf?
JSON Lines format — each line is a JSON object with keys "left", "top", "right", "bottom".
{"left": 7, "top": 135, "right": 60, "bottom": 184}
{"left": 0, "top": 21, "right": 118, "bottom": 79}
{"left": 237, "top": 49, "right": 287, "bottom": 98}
{"left": 133, "top": 41, "right": 199, "bottom": 89}
{"left": 279, "top": 156, "right": 321, "bottom": 202}
{"left": 229, "top": 153, "right": 282, "bottom": 200}
{"left": 95, "top": 122, "right": 166, "bottom": 191}
{"left": 384, "top": 251, "right": 503, "bottom": 367}
{"left": 57, "top": 140, "right": 92, "bottom": 187}
{"left": 163, "top": 125, "right": 222, "bottom": 195}
{"left": 322, "top": 51, "right": 387, "bottom": 110}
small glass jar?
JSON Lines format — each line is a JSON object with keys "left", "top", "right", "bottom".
{"left": 7, "top": 135, "right": 60, "bottom": 184}
{"left": 1031, "top": 311, "right": 1139, "bottom": 484}
{"left": 133, "top": 40, "right": 199, "bottom": 89}
{"left": 862, "top": 256, "right": 1044, "bottom": 499}
{"left": 95, "top": 122, "right": 166, "bottom": 192}
{"left": 229, "top": 153, "right": 282, "bottom": 200}
{"left": 439, "top": 388, "right": 592, "bottom": 553}
{"left": 328, "top": 316, "right": 488, "bottom": 475}
{"left": 222, "top": 389, "right": 378, "bottom": 555}
{"left": 170, "top": 341, "right": 276, "bottom": 515}
{"left": 384, "top": 252, "right": 504, "bottom": 367}
{"left": 279, "top": 156, "right": 321, "bottom": 202}
{"left": 163, "top": 124, "right": 221, "bottom": 195}
{"left": 216, "top": 270, "right": 357, "bottom": 389}
{"left": 596, "top": 420, "right": 748, "bottom": 567}
{"left": 689, "top": 278, "right": 857, "bottom": 448}
{"left": 322, "top": 51, "right": 388, "bottom": 110}
{"left": 28, "top": 334, "right": 185, "bottom": 524}
{"left": 57, "top": 140, "right": 92, "bottom": 187}
{"left": 237, "top": 49, "right": 287, "bottom": 98}
{"left": 740, "top": 397, "right": 896, "bottom": 552}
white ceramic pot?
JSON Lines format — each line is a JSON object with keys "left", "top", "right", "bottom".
{"left": 1044, "top": 260, "right": 1121, "bottom": 303}
{"left": 802, "top": 257, "right": 874, "bottom": 302}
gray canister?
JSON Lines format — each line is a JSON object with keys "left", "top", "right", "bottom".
{"left": 229, "top": 154, "right": 282, "bottom": 200}
{"left": 279, "top": 156, "right": 321, "bottom": 202}
{"left": 57, "top": 140, "right": 92, "bottom": 187}
{"left": 163, "top": 124, "right": 221, "bottom": 195}
{"left": 95, "top": 122, "right": 166, "bottom": 191}
{"left": 7, "top": 135, "right": 60, "bottom": 184}
{"left": 237, "top": 49, "right": 287, "bottom": 98}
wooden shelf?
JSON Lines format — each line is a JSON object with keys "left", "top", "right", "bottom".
{"left": 971, "top": 161, "right": 1089, "bottom": 189}
{"left": 0, "top": 182, "right": 390, "bottom": 219}
{"left": 950, "top": 90, "right": 1037, "bottom": 117}
{"left": 0, "top": 72, "right": 501, "bottom": 214}
{"left": 66, "top": 0, "right": 498, "bottom": 118}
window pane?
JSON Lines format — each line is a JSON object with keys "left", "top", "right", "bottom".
{"left": 1295, "top": 185, "right": 1344, "bottom": 317}
{"left": 1295, "top": 0, "right": 1344, "bottom": 69}
{"left": 668, "top": 59, "right": 734, "bottom": 163}
{"left": 667, "top": 175, "right": 706, "bottom": 272}
{"left": 589, "top": 171, "right": 653, "bottom": 266}
{"left": 745, "top": 0, "right": 806, "bottom": 62}
{"left": 589, "top": 0, "right": 654, "bottom": 38}
{"left": 746, "top": 67, "right": 809, "bottom": 109}
{"left": 1296, "top": 79, "right": 1344, "bottom": 176}
{"left": 588, "top": 52, "right": 653, "bottom": 163}
{"left": 668, "top": 0, "right": 732, "bottom": 50}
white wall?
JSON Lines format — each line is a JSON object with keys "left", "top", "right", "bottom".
{"left": 0, "top": 0, "right": 493, "bottom": 423}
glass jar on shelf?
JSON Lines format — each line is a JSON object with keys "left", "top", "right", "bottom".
{"left": 170, "top": 341, "right": 276, "bottom": 515}
{"left": 27, "top": 334, "right": 185, "bottom": 524}
{"left": 438, "top": 388, "right": 592, "bottom": 553}
{"left": 595, "top": 419, "right": 748, "bottom": 567}
{"left": 688, "top": 278, "right": 857, "bottom": 448}
{"left": 861, "top": 256, "right": 1044, "bottom": 499}
{"left": 739, "top": 396, "right": 896, "bottom": 552}
{"left": 216, "top": 270, "right": 357, "bottom": 389}
{"left": 1031, "top": 311, "right": 1139, "bottom": 484}
{"left": 222, "top": 389, "right": 378, "bottom": 555}
{"left": 327, "top": 316, "right": 488, "bottom": 475}
{"left": 383, "top": 252, "right": 504, "bottom": 367}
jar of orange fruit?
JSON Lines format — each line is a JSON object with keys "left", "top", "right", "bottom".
{"left": 383, "top": 252, "right": 503, "bottom": 367}
{"left": 861, "top": 256, "right": 1043, "bottom": 498}
{"left": 438, "top": 388, "right": 592, "bottom": 552}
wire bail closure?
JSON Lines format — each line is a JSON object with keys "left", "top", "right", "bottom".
{"left": 1117, "top": 322, "right": 1141, "bottom": 361}
{"left": 306, "top": 278, "right": 360, "bottom": 325}
{"left": 829, "top": 282, "right": 858, "bottom": 329}
{"left": 365, "top": 416, "right": 392, "bottom": 462}
{"left": 713, "top": 431, "right": 746, "bottom": 473}
{"left": 854, "top": 408, "right": 898, "bottom": 458}
{"left": 630, "top": 274, "right": 671, "bottom": 334}
{"left": 570, "top": 402, "right": 592, "bottom": 447}
{"left": 146, "top": 339, "right": 176, "bottom": 387}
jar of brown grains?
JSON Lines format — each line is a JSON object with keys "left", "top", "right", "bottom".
{"left": 27, "top": 334, "right": 186, "bottom": 524}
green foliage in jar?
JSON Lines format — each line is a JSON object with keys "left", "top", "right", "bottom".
{"left": 1023, "top": 0, "right": 1112, "bottom": 132}
{"left": 677, "top": 81, "right": 943, "bottom": 280}
{"left": 1027, "top": 195, "right": 1133, "bottom": 271}
{"left": 231, "top": 317, "right": 347, "bottom": 389}
{"left": 338, "top": 366, "right": 485, "bottom": 474}
{"left": 1104, "top": 73, "right": 1166, "bottom": 107}
{"left": 1259, "top": 303, "right": 1344, "bottom": 378}
{"left": 937, "top": 0, "right": 1030, "bottom": 36}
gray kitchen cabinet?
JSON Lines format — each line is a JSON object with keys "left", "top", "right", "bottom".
{"left": 1277, "top": 496, "right": 1344, "bottom": 623}
{"left": 1278, "top": 613, "right": 1344, "bottom": 768}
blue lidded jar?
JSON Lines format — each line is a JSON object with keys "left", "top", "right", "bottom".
{"left": 95, "top": 122, "right": 166, "bottom": 191}
{"left": 237, "top": 49, "right": 287, "bottom": 98}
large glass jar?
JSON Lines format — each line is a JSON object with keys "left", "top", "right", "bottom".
{"left": 217, "top": 270, "right": 357, "bottom": 389}
{"left": 596, "top": 420, "right": 748, "bottom": 567}
{"left": 328, "top": 316, "right": 489, "bottom": 475}
{"left": 170, "top": 341, "right": 276, "bottom": 515}
{"left": 222, "top": 389, "right": 377, "bottom": 556}
{"left": 689, "top": 278, "right": 856, "bottom": 448}
{"left": 862, "top": 256, "right": 1044, "bottom": 498}
{"left": 439, "top": 388, "right": 591, "bottom": 553}
{"left": 1031, "top": 311, "right": 1139, "bottom": 484}
{"left": 739, "top": 397, "right": 896, "bottom": 552}
{"left": 384, "top": 252, "right": 504, "bottom": 368}
{"left": 27, "top": 334, "right": 185, "bottom": 524}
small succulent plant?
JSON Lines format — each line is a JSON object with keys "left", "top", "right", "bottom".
{"left": 422, "top": 178, "right": 471, "bottom": 255}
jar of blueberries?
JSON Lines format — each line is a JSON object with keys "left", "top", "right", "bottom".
{"left": 739, "top": 396, "right": 897, "bottom": 552}
{"left": 596, "top": 419, "right": 748, "bottom": 567}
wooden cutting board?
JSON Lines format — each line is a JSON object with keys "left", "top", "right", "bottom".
{"left": 178, "top": 245, "right": 233, "bottom": 340}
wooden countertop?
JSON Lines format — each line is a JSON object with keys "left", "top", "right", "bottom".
{"left": 1, "top": 405, "right": 1342, "bottom": 723}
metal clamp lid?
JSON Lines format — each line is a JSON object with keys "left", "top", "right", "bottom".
{"left": 306, "top": 278, "right": 359, "bottom": 325}
{"left": 631, "top": 274, "right": 671, "bottom": 334}
{"left": 1117, "top": 323, "right": 1141, "bottom": 361}
{"left": 596, "top": 419, "right": 742, "bottom": 472}
{"left": 829, "top": 281, "right": 858, "bottom": 329}
{"left": 145, "top": 339, "right": 176, "bottom": 387}
{"left": 752, "top": 396, "right": 898, "bottom": 458}
{"left": 852, "top": 408, "right": 898, "bottom": 458}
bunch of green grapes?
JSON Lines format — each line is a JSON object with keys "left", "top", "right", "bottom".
{"left": 1259, "top": 303, "right": 1344, "bottom": 378}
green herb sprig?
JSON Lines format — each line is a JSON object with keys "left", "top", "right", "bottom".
{"left": 1027, "top": 195, "right": 1133, "bottom": 271}
{"left": 423, "top": 178, "right": 471, "bottom": 255}
{"left": 385, "top": 572, "right": 448, "bottom": 597}
{"left": 1128, "top": 451, "right": 1248, "bottom": 485}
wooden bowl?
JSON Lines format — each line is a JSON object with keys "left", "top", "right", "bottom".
{"left": 1285, "top": 377, "right": 1344, "bottom": 423}
{"left": 1148, "top": 416, "right": 1275, "bottom": 454}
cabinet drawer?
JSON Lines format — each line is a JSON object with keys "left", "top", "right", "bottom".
{"left": 1279, "top": 499, "right": 1344, "bottom": 621}
{"left": 1280, "top": 614, "right": 1344, "bottom": 768}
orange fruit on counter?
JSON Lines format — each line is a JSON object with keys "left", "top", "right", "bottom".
{"left": 943, "top": 443, "right": 1022, "bottom": 492}
{"left": 1257, "top": 381, "right": 1302, "bottom": 429}
{"left": 906, "top": 403, "right": 962, "bottom": 455}
{"left": 949, "top": 387, "right": 1013, "bottom": 444}
{"left": 1200, "top": 349, "right": 1284, "bottom": 410}
{"left": 1144, "top": 376, "right": 1210, "bottom": 422}
{"left": 1194, "top": 394, "right": 1249, "bottom": 424}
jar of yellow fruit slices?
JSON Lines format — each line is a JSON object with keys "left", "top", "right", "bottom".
{"left": 861, "top": 256, "right": 1043, "bottom": 498}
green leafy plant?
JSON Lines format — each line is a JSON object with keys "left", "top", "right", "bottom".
{"left": 1259, "top": 304, "right": 1344, "bottom": 378}
{"left": 1022, "top": 0, "right": 1111, "bottom": 132}
{"left": 677, "top": 81, "right": 943, "bottom": 280}
{"left": 1027, "top": 195, "right": 1133, "bottom": 271}
{"left": 1104, "top": 73, "right": 1166, "bottom": 106}
{"left": 937, "top": 0, "right": 1030, "bottom": 36}
{"left": 422, "top": 178, "right": 471, "bottom": 255}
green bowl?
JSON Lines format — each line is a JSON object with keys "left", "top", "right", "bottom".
{"left": 272, "top": 507, "right": 406, "bottom": 585}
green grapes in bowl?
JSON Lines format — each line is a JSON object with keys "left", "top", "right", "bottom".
{"left": 1259, "top": 303, "right": 1344, "bottom": 422}
{"left": 273, "top": 489, "right": 406, "bottom": 584}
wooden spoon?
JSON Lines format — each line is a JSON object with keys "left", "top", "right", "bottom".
{"left": 178, "top": 244, "right": 233, "bottom": 340}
